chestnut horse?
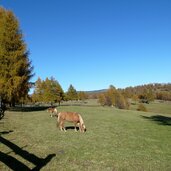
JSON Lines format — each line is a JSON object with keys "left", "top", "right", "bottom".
{"left": 57, "top": 111, "right": 86, "bottom": 132}
{"left": 47, "top": 107, "right": 57, "bottom": 117}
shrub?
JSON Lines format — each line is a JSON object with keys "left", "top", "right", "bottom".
{"left": 115, "top": 93, "right": 129, "bottom": 109}
{"left": 137, "top": 104, "right": 147, "bottom": 112}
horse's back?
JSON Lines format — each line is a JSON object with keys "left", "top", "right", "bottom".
{"left": 59, "top": 112, "right": 80, "bottom": 122}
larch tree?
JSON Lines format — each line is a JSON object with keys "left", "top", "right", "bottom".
{"left": 32, "top": 77, "right": 43, "bottom": 102}
{"left": 66, "top": 84, "right": 78, "bottom": 101}
{"left": 43, "top": 77, "right": 64, "bottom": 105}
{"left": 32, "top": 77, "right": 64, "bottom": 105}
{"left": 0, "top": 7, "right": 33, "bottom": 106}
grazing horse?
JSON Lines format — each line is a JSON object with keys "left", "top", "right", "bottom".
{"left": 47, "top": 107, "right": 57, "bottom": 117}
{"left": 57, "top": 111, "right": 86, "bottom": 132}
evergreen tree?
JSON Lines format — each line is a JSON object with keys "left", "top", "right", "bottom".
{"left": 54, "top": 80, "right": 64, "bottom": 105}
{"left": 32, "top": 77, "right": 43, "bottom": 102}
{"left": 66, "top": 84, "right": 78, "bottom": 100}
{"left": 0, "top": 7, "right": 33, "bottom": 106}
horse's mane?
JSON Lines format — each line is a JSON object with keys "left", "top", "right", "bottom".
{"left": 78, "top": 114, "right": 84, "bottom": 125}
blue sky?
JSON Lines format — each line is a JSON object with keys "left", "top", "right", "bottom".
{"left": 1, "top": 0, "right": 171, "bottom": 91}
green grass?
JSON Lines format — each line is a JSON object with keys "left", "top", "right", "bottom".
{"left": 1, "top": 103, "right": 171, "bottom": 170}
{"left": 130, "top": 100, "right": 171, "bottom": 114}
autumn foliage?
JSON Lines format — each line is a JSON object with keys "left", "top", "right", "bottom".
{"left": 0, "top": 7, "right": 33, "bottom": 106}
{"left": 98, "top": 85, "right": 129, "bottom": 109}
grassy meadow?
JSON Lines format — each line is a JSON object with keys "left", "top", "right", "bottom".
{"left": 0, "top": 100, "right": 171, "bottom": 171}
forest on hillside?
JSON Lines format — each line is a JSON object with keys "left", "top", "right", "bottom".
{"left": 89, "top": 83, "right": 171, "bottom": 101}
{"left": 120, "top": 83, "right": 171, "bottom": 101}
{"left": 87, "top": 83, "right": 171, "bottom": 110}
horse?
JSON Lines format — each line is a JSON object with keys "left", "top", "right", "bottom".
{"left": 57, "top": 111, "right": 86, "bottom": 132}
{"left": 47, "top": 107, "right": 58, "bottom": 117}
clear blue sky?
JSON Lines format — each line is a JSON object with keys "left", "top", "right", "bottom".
{"left": 1, "top": 0, "right": 171, "bottom": 91}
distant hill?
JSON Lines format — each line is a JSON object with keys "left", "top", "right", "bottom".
{"left": 85, "top": 89, "right": 107, "bottom": 94}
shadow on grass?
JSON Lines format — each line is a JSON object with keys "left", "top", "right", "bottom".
{"left": 0, "top": 130, "right": 13, "bottom": 135}
{"left": 141, "top": 115, "right": 171, "bottom": 126}
{"left": 0, "top": 136, "right": 56, "bottom": 170}
{"left": 8, "top": 106, "right": 50, "bottom": 112}
{"left": 61, "top": 104, "right": 99, "bottom": 107}
{"left": 65, "top": 126, "right": 87, "bottom": 132}
{"left": 65, "top": 126, "right": 79, "bottom": 131}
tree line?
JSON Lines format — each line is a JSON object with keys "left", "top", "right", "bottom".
{"left": 31, "top": 78, "right": 130, "bottom": 109}
{"left": 31, "top": 77, "right": 88, "bottom": 105}
{"left": 121, "top": 83, "right": 171, "bottom": 102}
{"left": 87, "top": 83, "right": 171, "bottom": 109}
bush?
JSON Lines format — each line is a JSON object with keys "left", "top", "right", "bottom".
{"left": 115, "top": 93, "right": 129, "bottom": 109}
{"left": 137, "top": 104, "right": 147, "bottom": 112}
{"left": 98, "top": 87, "right": 130, "bottom": 109}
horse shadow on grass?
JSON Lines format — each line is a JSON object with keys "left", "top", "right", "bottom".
{"left": 141, "top": 115, "right": 171, "bottom": 126}
{"left": 0, "top": 135, "right": 56, "bottom": 170}
{"left": 0, "top": 130, "right": 13, "bottom": 135}
{"left": 65, "top": 126, "right": 79, "bottom": 131}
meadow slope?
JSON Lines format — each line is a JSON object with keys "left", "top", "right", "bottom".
{"left": 0, "top": 104, "right": 171, "bottom": 171}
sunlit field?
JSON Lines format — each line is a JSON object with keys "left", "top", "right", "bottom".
{"left": 1, "top": 101, "right": 171, "bottom": 170}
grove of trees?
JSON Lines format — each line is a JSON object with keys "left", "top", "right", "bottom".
{"left": 32, "top": 78, "right": 88, "bottom": 105}
{"left": 32, "top": 77, "right": 64, "bottom": 105}
{"left": 98, "top": 85, "right": 129, "bottom": 109}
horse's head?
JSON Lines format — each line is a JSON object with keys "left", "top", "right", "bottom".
{"left": 82, "top": 123, "right": 87, "bottom": 132}
{"left": 54, "top": 108, "right": 58, "bottom": 114}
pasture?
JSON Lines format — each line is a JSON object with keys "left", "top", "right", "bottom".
{"left": 0, "top": 102, "right": 171, "bottom": 170}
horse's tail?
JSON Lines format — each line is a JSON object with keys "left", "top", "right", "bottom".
{"left": 78, "top": 114, "right": 86, "bottom": 132}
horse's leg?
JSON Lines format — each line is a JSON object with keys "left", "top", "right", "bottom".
{"left": 74, "top": 122, "right": 78, "bottom": 132}
{"left": 50, "top": 111, "right": 53, "bottom": 117}
{"left": 62, "top": 121, "right": 66, "bottom": 132}
{"left": 59, "top": 121, "right": 63, "bottom": 131}
{"left": 76, "top": 122, "right": 80, "bottom": 132}
{"left": 57, "top": 115, "right": 60, "bottom": 128}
